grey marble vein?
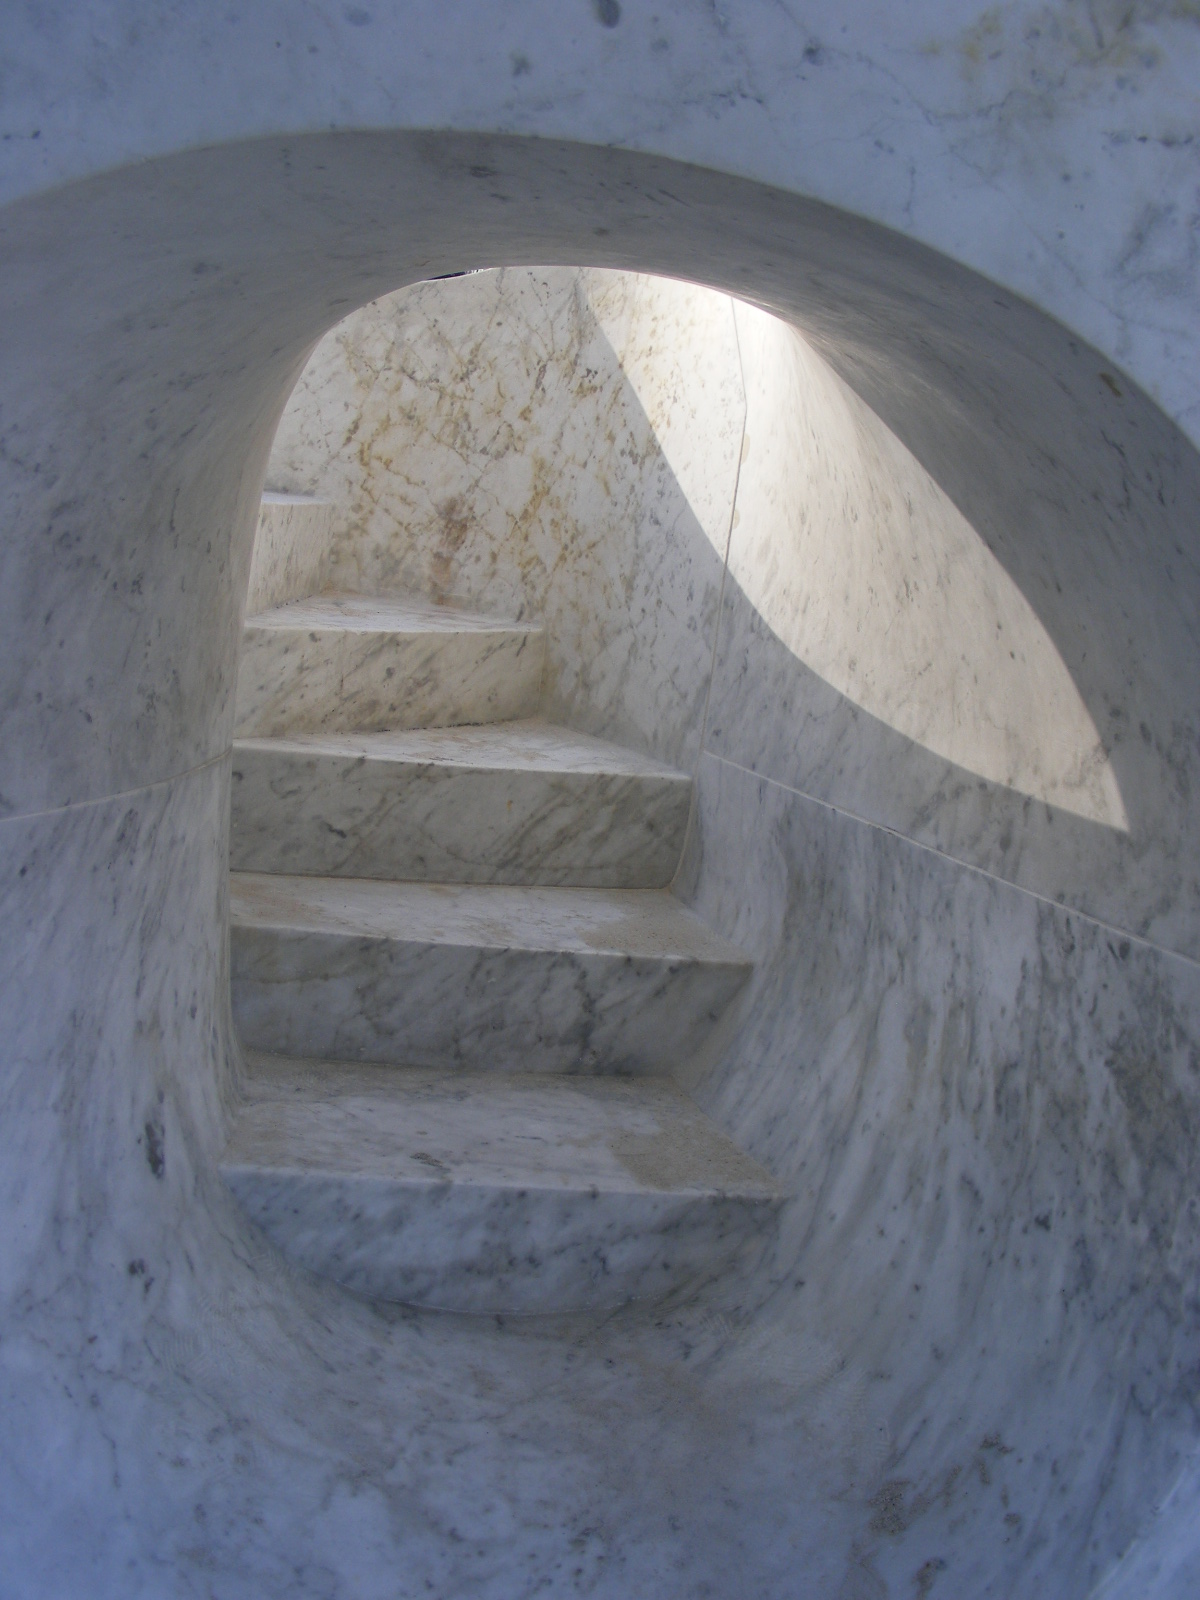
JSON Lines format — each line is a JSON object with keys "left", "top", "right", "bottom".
{"left": 266, "top": 268, "right": 742, "bottom": 772}
{"left": 679, "top": 749, "right": 1200, "bottom": 1596}
{"left": 4, "top": 45, "right": 1200, "bottom": 1592}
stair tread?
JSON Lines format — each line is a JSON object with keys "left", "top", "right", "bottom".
{"left": 233, "top": 719, "right": 687, "bottom": 779}
{"left": 245, "top": 591, "right": 539, "bottom": 636}
{"left": 230, "top": 872, "right": 748, "bottom": 964}
{"left": 223, "top": 1054, "right": 782, "bottom": 1199}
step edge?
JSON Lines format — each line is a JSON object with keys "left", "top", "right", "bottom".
{"left": 243, "top": 610, "right": 546, "bottom": 637}
{"left": 219, "top": 1155, "right": 784, "bottom": 1203}
{"left": 243, "top": 590, "right": 544, "bottom": 630}
{"left": 230, "top": 725, "right": 691, "bottom": 781}
{"left": 259, "top": 493, "right": 333, "bottom": 506}
{"left": 228, "top": 911, "right": 752, "bottom": 967}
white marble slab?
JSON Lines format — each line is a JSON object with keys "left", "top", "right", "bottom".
{"left": 3, "top": 102, "right": 1200, "bottom": 1599}
{"left": 230, "top": 872, "right": 750, "bottom": 1074}
{"left": 229, "top": 720, "right": 692, "bottom": 887}
{"left": 235, "top": 592, "right": 545, "bottom": 737}
{"left": 221, "top": 1054, "right": 783, "bottom": 1312}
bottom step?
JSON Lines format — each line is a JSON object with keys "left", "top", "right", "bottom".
{"left": 221, "top": 1054, "right": 784, "bottom": 1313}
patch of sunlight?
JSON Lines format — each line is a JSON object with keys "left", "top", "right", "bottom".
{"left": 607, "top": 275, "right": 1127, "bottom": 832}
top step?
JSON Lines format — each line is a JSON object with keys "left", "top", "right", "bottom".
{"left": 235, "top": 592, "right": 545, "bottom": 738}
{"left": 246, "top": 495, "right": 335, "bottom": 617}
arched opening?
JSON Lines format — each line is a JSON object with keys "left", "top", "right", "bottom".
{"left": 222, "top": 262, "right": 1137, "bottom": 1319}
{"left": 4, "top": 132, "right": 1199, "bottom": 1597}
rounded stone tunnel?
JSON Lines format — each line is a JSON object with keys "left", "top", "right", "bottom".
{"left": 2, "top": 125, "right": 1199, "bottom": 1599}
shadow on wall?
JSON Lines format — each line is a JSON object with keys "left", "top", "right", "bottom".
{"left": 683, "top": 303, "right": 1128, "bottom": 833}
{"left": 696, "top": 299, "right": 1178, "bottom": 947}
{"left": 265, "top": 264, "right": 1162, "bottom": 949}
{"left": 579, "top": 268, "right": 1200, "bottom": 959}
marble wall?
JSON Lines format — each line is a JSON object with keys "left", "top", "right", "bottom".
{"left": 711, "top": 298, "right": 1200, "bottom": 960}
{"left": 4, "top": 5, "right": 1198, "bottom": 447}
{"left": 696, "top": 288, "right": 1200, "bottom": 1593}
{"left": 682, "top": 755, "right": 1200, "bottom": 1597}
{"left": 1, "top": 10, "right": 1199, "bottom": 1583}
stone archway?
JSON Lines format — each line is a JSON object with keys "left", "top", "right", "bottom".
{"left": 2, "top": 131, "right": 1199, "bottom": 1597}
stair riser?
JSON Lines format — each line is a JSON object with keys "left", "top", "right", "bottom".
{"left": 221, "top": 1167, "right": 780, "bottom": 1312}
{"left": 245, "top": 499, "right": 333, "bottom": 615}
{"left": 235, "top": 626, "right": 544, "bottom": 738}
{"left": 230, "top": 751, "right": 691, "bottom": 887}
{"left": 231, "top": 928, "right": 749, "bottom": 1074}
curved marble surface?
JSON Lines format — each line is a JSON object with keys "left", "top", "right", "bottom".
{"left": 2, "top": 14, "right": 1200, "bottom": 1596}
{"left": 270, "top": 260, "right": 1200, "bottom": 958}
{"left": 2, "top": 5, "right": 1197, "bottom": 445}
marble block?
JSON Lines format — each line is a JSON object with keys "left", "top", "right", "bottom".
{"left": 243, "top": 494, "right": 335, "bottom": 617}
{"left": 234, "top": 593, "right": 545, "bottom": 738}
{"left": 229, "top": 721, "right": 692, "bottom": 888}
{"left": 230, "top": 872, "right": 750, "bottom": 1074}
{"left": 681, "top": 749, "right": 1200, "bottom": 1594}
{"left": 220, "top": 1054, "right": 784, "bottom": 1313}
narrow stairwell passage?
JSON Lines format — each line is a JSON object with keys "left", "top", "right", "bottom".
{"left": 222, "top": 499, "right": 783, "bottom": 1313}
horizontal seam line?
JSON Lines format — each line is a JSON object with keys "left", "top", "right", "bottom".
{"left": 704, "top": 751, "right": 1200, "bottom": 976}
{"left": 0, "top": 749, "right": 231, "bottom": 830}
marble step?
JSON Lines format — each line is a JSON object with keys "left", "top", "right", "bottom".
{"left": 229, "top": 720, "right": 692, "bottom": 888}
{"left": 234, "top": 592, "right": 545, "bottom": 738}
{"left": 220, "top": 1054, "right": 784, "bottom": 1313}
{"left": 230, "top": 873, "right": 751, "bottom": 1074}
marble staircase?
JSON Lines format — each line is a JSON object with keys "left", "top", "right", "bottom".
{"left": 222, "top": 554, "right": 782, "bottom": 1313}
